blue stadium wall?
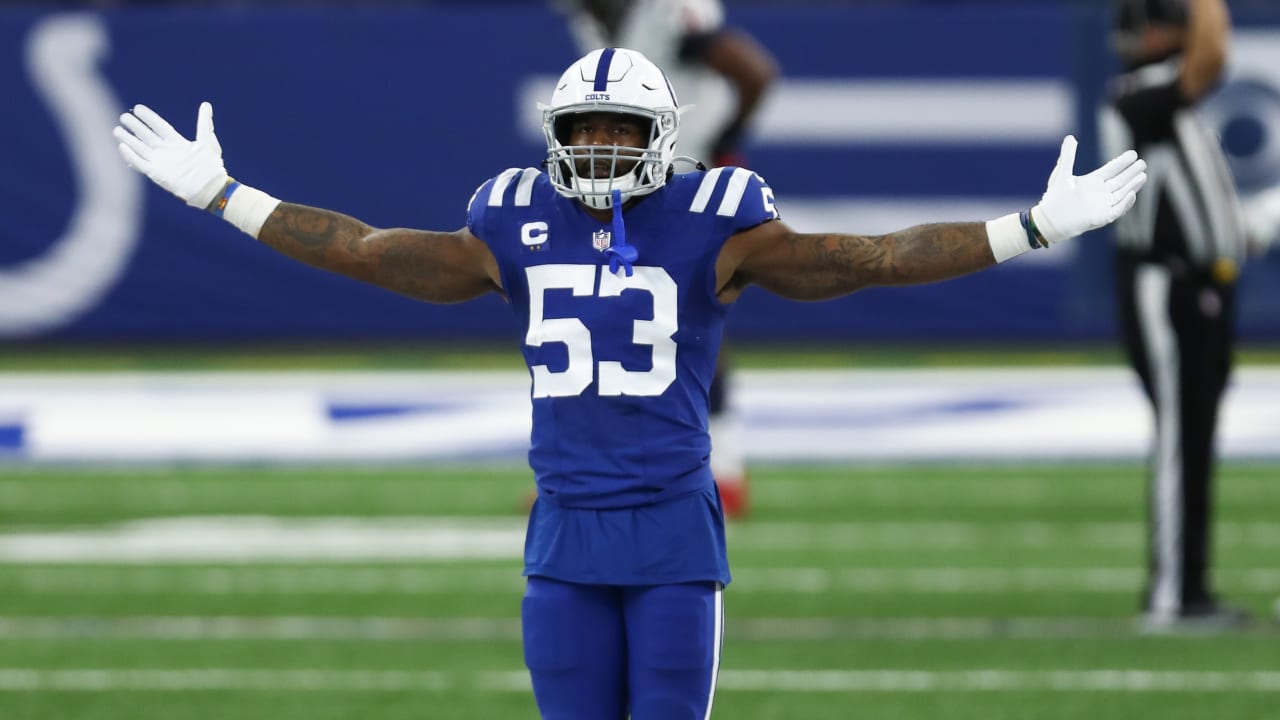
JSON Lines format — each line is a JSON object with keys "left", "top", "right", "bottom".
{"left": 2, "top": 2, "right": 1278, "bottom": 344}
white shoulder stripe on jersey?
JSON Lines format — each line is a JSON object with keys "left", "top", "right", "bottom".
{"left": 487, "top": 168, "right": 523, "bottom": 207}
{"left": 689, "top": 167, "right": 726, "bottom": 214}
{"left": 513, "top": 168, "right": 540, "bottom": 207}
{"left": 716, "top": 168, "right": 754, "bottom": 217}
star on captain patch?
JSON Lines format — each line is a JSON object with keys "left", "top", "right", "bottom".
{"left": 592, "top": 229, "right": 612, "bottom": 252}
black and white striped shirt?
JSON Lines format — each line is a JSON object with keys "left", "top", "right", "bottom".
{"left": 1099, "top": 59, "right": 1247, "bottom": 266}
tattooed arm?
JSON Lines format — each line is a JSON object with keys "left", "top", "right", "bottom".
{"left": 715, "top": 219, "right": 995, "bottom": 303}
{"left": 112, "top": 103, "right": 501, "bottom": 303}
{"left": 710, "top": 134, "right": 1149, "bottom": 303}
{"left": 251, "top": 203, "right": 501, "bottom": 303}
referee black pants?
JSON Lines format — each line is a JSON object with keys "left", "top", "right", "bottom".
{"left": 1114, "top": 252, "right": 1236, "bottom": 615}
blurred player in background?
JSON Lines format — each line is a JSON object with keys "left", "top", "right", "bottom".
{"left": 1102, "top": 0, "right": 1274, "bottom": 631}
{"left": 115, "top": 47, "right": 1144, "bottom": 719}
{"left": 555, "top": 0, "right": 779, "bottom": 517}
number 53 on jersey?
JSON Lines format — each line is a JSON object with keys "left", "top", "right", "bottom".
{"left": 526, "top": 264, "right": 678, "bottom": 399}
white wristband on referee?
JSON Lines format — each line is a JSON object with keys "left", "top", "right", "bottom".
{"left": 210, "top": 180, "right": 281, "bottom": 239}
{"left": 986, "top": 212, "right": 1033, "bottom": 263}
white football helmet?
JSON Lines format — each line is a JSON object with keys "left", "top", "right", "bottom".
{"left": 541, "top": 47, "right": 683, "bottom": 209}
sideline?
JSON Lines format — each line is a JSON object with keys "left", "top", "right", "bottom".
{"left": 1, "top": 368, "right": 1278, "bottom": 461}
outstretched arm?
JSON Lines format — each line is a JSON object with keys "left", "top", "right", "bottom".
{"left": 113, "top": 102, "right": 501, "bottom": 303}
{"left": 717, "top": 136, "right": 1147, "bottom": 302}
{"left": 716, "top": 220, "right": 994, "bottom": 302}
{"left": 1179, "top": 0, "right": 1231, "bottom": 101}
{"left": 253, "top": 205, "right": 499, "bottom": 304}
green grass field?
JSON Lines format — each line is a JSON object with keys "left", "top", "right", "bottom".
{"left": 1, "top": 462, "right": 1277, "bottom": 719}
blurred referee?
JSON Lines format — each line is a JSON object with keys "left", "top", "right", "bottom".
{"left": 1101, "top": 0, "right": 1252, "bottom": 630}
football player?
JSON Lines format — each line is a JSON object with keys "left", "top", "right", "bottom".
{"left": 115, "top": 47, "right": 1146, "bottom": 719}
{"left": 555, "top": 0, "right": 779, "bottom": 517}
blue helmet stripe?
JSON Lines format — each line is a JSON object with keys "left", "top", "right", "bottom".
{"left": 593, "top": 47, "right": 616, "bottom": 92}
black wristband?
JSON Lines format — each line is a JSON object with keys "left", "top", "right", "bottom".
{"left": 1019, "top": 209, "right": 1048, "bottom": 249}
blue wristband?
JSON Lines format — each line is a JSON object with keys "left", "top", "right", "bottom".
{"left": 210, "top": 180, "right": 241, "bottom": 218}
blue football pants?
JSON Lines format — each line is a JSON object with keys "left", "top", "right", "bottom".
{"left": 522, "top": 576, "right": 724, "bottom": 720}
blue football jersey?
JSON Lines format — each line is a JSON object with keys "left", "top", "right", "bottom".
{"left": 467, "top": 166, "right": 777, "bottom": 584}
{"left": 469, "top": 166, "right": 777, "bottom": 507}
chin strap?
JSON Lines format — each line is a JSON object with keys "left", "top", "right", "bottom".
{"left": 604, "top": 188, "right": 638, "bottom": 277}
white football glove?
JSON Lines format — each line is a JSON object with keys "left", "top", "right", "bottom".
{"left": 113, "top": 101, "right": 228, "bottom": 209}
{"left": 1031, "top": 135, "right": 1147, "bottom": 244}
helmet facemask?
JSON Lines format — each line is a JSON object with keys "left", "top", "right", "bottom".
{"left": 544, "top": 104, "right": 678, "bottom": 210}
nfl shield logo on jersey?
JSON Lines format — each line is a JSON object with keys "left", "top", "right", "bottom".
{"left": 592, "top": 229, "right": 611, "bottom": 252}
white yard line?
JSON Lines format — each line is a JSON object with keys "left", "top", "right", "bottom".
{"left": 10, "top": 566, "right": 1280, "bottom": 595}
{"left": 1, "top": 668, "right": 1278, "bottom": 693}
{"left": 731, "top": 521, "right": 1280, "bottom": 550}
{"left": 1, "top": 615, "right": 1266, "bottom": 642}
{"left": 713, "top": 670, "right": 1280, "bottom": 693}
{"left": 0, "top": 616, "right": 523, "bottom": 641}
{"left": 0, "top": 517, "right": 529, "bottom": 563}
{"left": 3, "top": 516, "right": 1280, "bottom": 564}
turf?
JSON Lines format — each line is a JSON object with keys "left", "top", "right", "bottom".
{"left": 1, "top": 463, "right": 1277, "bottom": 719}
